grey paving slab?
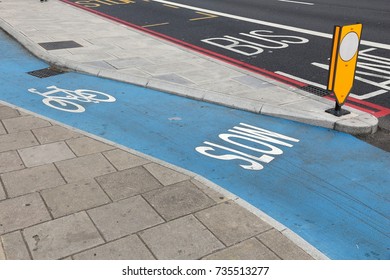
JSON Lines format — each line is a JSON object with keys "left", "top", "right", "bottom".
{"left": 84, "top": 60, "right": 116, "bottom": 70}
{"left": 233, "top": 75, "right": 274, "bottom": 90}
{"left": 143, "top": 180, "right": 215, "bottom": 221}
{"left": 102, "top": 149, "right": 150, "bottom": 170}
{"left": 174, "top": 70, "right": 216, "bottom": 84}
{"left": 55, "top": 153, "right": 116, "bottom": 183}
{"left": 117, "top": 67, "right": 152, "bottom": 79}
{"left": 0, "top": 131, "right": 39, "bottom": 153}
{"left": 0, "top": 184, "right": 6, "bottom": 201}
{"left": 0, "top": 106, "right": 20, "bottom": 120}
{"left": 195, "top": 201, "right": 272, "bottom": 246}
{"left": 61, "top": 52, "right": 116, "bottom": 63}
{"left": 23, "top": 212, "right": 104, "bottom": 260}
{"left": 203, "top": 238, "right": 280, "bottom": 260}
{"left": 0, "top": 122, "right": 6, "bottom": 135}
{"left": 0, "top": 238, "right": 5, "bottom": 260}
{"left": 202, "top": 91, "right": 263, "bottom": 113}
{"left": 41, "top": 179, "right": 111, "bottom": 218}
{"left": 257, "top": 229, "right": 314, "bottom": 260}
{"left": 199, "top": 80, "right": 254, "bottom": 95}
{"left": 1, "top": 163, "right": 66, "bottom": 197}
{"left": 139, "top": 215, "right": 225, "bottom": 260}
{"left": 18, "top": 141, "right": 76, "bottom": 167}
{"left": 73, "top": 235, "right": 155, "bottom": 260}
{"left": 0, "top": 150, "right": 24, "bottom": 173}
{"left": 66, "top": 136, "right": 114, "bottom": 156}
{"left": 17, "top": 109, "right": 31, "bottom": 116}
{"left": 98, "top": 68, "right": 149, "bottom": 86}
{"left": 105, "top": 57, "right": 154, "bottom": 69}
{"left": 1, "top": 231, "right": 31, "bottom": 260}
{"left": 95, "top": 166, "right": 163, "bottom": 201}
{"left": 139, "top": 62, "right": 197, "bottom": 75}
{"left": 2, "top": 115, "right": 51, "bottom": 134}
{"left": 181, "top": 66, "right": 243, "bottom": 83}
{"left": 87, "top": 195, "right": 164, "bottom": 241}
{"left": 0, "top": 193, "right": 51, "bottom": 235}
{"left": 144, "top": 162, "right": 190, "bottom": 186}
{"left": 241, "top": 87, "right": 306, "bottom": 105}
{"left": 32, "top": 125, "right": 82, "bottom": 144}
{"left": 154, "top": 73, "right": 195, "bottom": 85}
{"left": 191, "top": 179, "right": 230, "bottom": 204}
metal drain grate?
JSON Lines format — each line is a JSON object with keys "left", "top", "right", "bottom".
{"left": 300, "top": 85, "right": 332, "bottom": 97}
{"left": 27, "top": 67, "right": 64, "bottom": 78}
{"left": 38, "top": 40, "right": 83, "bottom": 50}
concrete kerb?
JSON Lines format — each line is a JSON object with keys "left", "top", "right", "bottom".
{"left": 0, "top": 238, "right": 5, "bottom": 260}
{"left": 98, "top": 69, "right": 149, "bottom": 88}
{"left": 260, "top": 104, "right": 336, "bottom": 129}
{"left": 0, "top": 100, "right": 329, "bottom": 260}
{"left": 335, "top": 114, "right": 379, "bottom": 135}
{"left": 0, "top": 17, "right": 378, "bottom": 135}
{"left": 234, "top": 199, "right": 329, "bottom": 260}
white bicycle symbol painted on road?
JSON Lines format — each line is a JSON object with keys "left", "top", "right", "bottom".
{"left": 28, "top": 85, "right": 116, "bottom": 113}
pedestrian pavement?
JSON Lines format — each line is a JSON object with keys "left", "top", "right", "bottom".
{"left": 0, "top": 0, "right": 364, "bottom": 260}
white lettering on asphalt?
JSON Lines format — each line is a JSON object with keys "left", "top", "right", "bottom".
{"left": 202, "top": 30, "right": 309, "bottom": 56}
{"left": 276, "top": 48, "right": 390, "bottom": 100}
{"left": 310, "top": 48, "right": 390, "bottom": 100}
{"left": 195, "top": 123, "right": 300, "bottom": 171}
{"left": 150, "top": 0, "right": 390, "bottom": 50}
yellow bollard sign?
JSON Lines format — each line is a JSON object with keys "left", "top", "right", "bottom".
{"left": 327, "top": 23, "right": 362, "bottom": 107}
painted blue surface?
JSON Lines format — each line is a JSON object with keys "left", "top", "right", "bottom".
{"left": 1, "top": 30, "right": 389, "bottom": 259}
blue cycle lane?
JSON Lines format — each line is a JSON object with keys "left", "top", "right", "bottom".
{"left": 1, "top": 30, "right": 389, "bottom": 260}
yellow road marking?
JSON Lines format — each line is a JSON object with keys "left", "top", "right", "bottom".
{"left": 189, "top": 11, "right": 218, "bottom": 21}
{"left": 142, "top": 22, "right": 170, "bottom": 28}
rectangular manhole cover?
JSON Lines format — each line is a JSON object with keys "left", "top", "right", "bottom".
{"left": 27, "top": 67, "right": 64, "bottom": 78}
{"left": 38, "top": 40, "right": 83, "bottom": 50}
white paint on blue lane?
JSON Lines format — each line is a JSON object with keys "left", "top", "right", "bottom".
{"left": 1, "top": 31, "right": 389, "bottom": 260}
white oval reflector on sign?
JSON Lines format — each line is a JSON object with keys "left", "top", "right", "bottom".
{"left": 339, "top": 32, "right": 359, "bottom": 62}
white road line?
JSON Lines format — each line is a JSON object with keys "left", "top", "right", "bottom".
{"left": 311, "top": 61, "right": 390, "bottom": 92}
{"left": 277, "top": 0, "right": 314, "bottom": 6}
{"left": 312, "top": 62, "right": 390, "bottom": 80}
{"left": 150, "top": 0, "right": 390, "bottom": 50}
{"left": 351, "top": 89, "right": 388, "bottom": 100}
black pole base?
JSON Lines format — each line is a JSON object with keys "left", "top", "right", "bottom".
{"left": 325, "top": 103, "right": 350, "bottom": 117}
